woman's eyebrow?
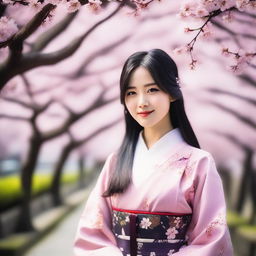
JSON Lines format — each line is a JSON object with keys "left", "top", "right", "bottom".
{"left": 127, "top": 82, "right": 157, "bottom": 89}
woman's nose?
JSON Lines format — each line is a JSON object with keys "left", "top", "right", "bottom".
{"left": 138, "top": 95, "right": 149, "bottom": 108}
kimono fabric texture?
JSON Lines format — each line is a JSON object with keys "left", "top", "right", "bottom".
{"left": 73, "top": 128, "right": 233, "bottom": 256}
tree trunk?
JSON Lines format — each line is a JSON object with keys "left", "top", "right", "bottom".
{"left": 249, "top": 167, "right": 256, "bottom": 224}
{"left": 50, "top": 145, "right": 72, "bottom": 207}
{"left": 15, "top": 136, "right": 42, "bottom": 232}
{"left": 236, "top": 149, "right": 253, "bottom": 213}
{"left": 78, "top": 154, "right": 86, "bottom": 188}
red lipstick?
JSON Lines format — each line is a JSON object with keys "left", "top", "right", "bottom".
{"left": 138, "top": 110, "right": 154, "bottom": 117}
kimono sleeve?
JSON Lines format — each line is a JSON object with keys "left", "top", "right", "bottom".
{"left": 73, "top": 153, "right": 122, "bottom": 256}
{"left": 174, "top": 153, "right": 234, "bottom": 256}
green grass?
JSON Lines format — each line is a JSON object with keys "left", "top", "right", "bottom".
{"left": 0, "top": 172, "right": 79, "bottom": 208}
{"left": 227, "top": 210, "right": 249, "bottom": 227}
{"left": 238, "top": 225, "right": 256, "bottom": 241}
{"left": 0, "top": 233, "right": 34, "bottom": 249}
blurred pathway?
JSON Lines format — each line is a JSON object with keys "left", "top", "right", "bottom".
{"left": 25, "top": 202, "right": 85, "bottom": 256}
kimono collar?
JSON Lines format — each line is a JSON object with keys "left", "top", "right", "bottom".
{"left": 134, "top": 128, "right": 188, "bottom": 168}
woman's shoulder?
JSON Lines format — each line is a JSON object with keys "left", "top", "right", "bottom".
{"left": 189, "top": 145, "right": 213, "bottom": 159}
{"left": 183, "top": 143, "right": 215, "bottom": 168}
{"left": 184, "top": 144, "right": 218, "bottom": 178}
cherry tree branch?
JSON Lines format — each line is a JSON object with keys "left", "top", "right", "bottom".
{"left": 0, "top": 114, "right": 29, "bottom": 121}
{"left": 201, "top": 99, "right": 256, "bottom": 128}
{"left": 42, "top": 90, "right": 118, "bottom": 141}
{"left": 1, "top": 95, "right": 36, "bottom": 109}
{"left": 0, "top": 3, "right": 56, "bottom": 49}
{"left": 32, "top": 11, "right": 78, "bottom": 52}
{"left": 0, "top": 1, "right": 124, "bottom": 90}
{"left": 205, "top": 87, "right": 256, "bottom": 106}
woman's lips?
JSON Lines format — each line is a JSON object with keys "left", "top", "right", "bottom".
{"left": 138, "top": 110, "right": 154, "bottom": 117}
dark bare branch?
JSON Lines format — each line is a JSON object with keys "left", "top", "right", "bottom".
{"left": 11, "top": 4, "right": 56, "bottom": 44}
{"left": 70, "top": 34, "right": 131, "bottom": 78}
{"left": 209, "top": 130, "right": 250, "bottom": 151}
{"left": 72, "top": 116, "right": 123, "bottom": 148}
{"left": 0, "top": 114, "right": 29, "bottom": 121}
{"left": 32, "top": 11, "right": 78, "bottom": 52}
{"left": 1, "top": 96, "right": 36, "bottom": 109}
{"left": 238, "top": 74, "right": 256, "bottom": 88}
{"left": 201, "top": 99, "right": 256, "bottom": 128}
{"left": 31, "top": 2, "right": 125, "bottom": 65}
{"left": 21, "top": 75, "right": 35, "bottom": 101}
{"left": 42, "top": 92, "right": 118, "bottom": 141}
{"left": 211, "top": 20, "right": 242, "bottom": 47}
{"left": 205, "top": 87, "right": 256, "bottom": 106}
{"left": 212, "top": 19, "right": 256, "bottom": 40}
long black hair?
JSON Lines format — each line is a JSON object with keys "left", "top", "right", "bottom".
{"left": 103, "top": 49, "right": 200, "bottom": 197}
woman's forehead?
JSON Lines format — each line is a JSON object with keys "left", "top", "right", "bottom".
{"left": 128, "top": 67, "right": 155, "bottom": 87}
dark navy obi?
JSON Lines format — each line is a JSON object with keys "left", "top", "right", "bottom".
{"left": 112, "top": 207, "right": 192, "bottom": 256}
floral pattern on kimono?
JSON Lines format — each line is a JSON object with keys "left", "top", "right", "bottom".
{"left": 112, "top": 208, "right": 192, "bottom": 256}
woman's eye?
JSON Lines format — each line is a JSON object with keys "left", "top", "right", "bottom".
{"left": 126, "top": 91, "right": 135, "bottom": 96}
{"left": 148, "top": 88, "right": 159, "bottom": 93}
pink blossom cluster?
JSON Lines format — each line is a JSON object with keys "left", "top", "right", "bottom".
{"left": 0, "top": 16, "right": 18, "bottom": 43}
{"left": 179, "top": 0, "right": 254, "bottom": 19}
{"left": 2, "top": 0, "right": 82, "bottom": 13}
{"left": 173, "top": 0, "right": 256, "bottom": 72}
{"left": 0, "top": 0, "right": 157, "bottom": 43}
{"left": 85, "top": 0, "right": 103, "bottom": 13}
{"left": 222, "top": 48, "right": 256, "bottom": 74}
{"left": 0, "top": 0, "right": 82, "bottom": 42}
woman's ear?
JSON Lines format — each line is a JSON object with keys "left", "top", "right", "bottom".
{"left": 170, "top": 96, "right": 176, "bottom": 103}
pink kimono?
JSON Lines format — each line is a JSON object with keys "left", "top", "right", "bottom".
{"left": 73, "top": 128, "right": 233, "bottom": 256}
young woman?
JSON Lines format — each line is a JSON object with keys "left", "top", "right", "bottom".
{"left": 73, "top": 49, "right": 233, "bottom": 256}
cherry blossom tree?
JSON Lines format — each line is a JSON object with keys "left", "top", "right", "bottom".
{"left": 0, "top": 0, "right": 132, "bottom": 89}
{"left": 0, "top": 0, "right": 256, "bottom": 90}
{"left": 0, "top": 74, "right": 118, "bottom": 232}
{"left": 50, "top": 116, "right": 122, "bottom": 206}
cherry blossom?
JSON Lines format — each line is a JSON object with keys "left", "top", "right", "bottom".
{"left": 200, "top": 0, "right": 221, "bottom": 13}
{"left": 28, "top": 0, "right": 43, "bottom": 10}
{"left": 66, "top": 0, "right": 81, "bottom": 13}
{"left": 195, "top": 6, "right": 209, "bottom": 18}
{"left": 205, "top": 212, "right": 226, "bottom": 237}
{"left": 199, "top": 22, "right": 214, "bottom": 39}
{"left": 166, "top": 227, "right": 179, "bottom": 239}
{"left": 85, "top": 0, "right": 102, "bottom": 13}
{"left": 221, "top": 11, "right": 234, "bottom": 23}
{"left": 2, "top": 0, "right": 13, "bottom": 4}
{"left": 236, "top": 0, "right": 250, "bottom": 10}
{"left": 219, "top": 0, "right": 236, "bottom": 11}
{"left": 140, "top": 217, "right": 152, "bottom": 229}
{"left": 47, "top": 0, "right": 62, "bottom": 4}
{"left": 0, "top": 16, "right": 18, "bottom": 43}
{"left": 172, "top": 45, "right": 191, "bottom": 55}
{"left": 167, "top": 249, "right": 175, "bottom": 255}
{"left": 176, "top": 0, "right": 256, "bottom": 72}
{"left": 221, "top": 48, "right": 256, "bottom": 74}
{"left": 179, "top": 1, "right": 199, "bottom": 18}
{"left": 174, "top": 217, "right": 182, "bottom": 228}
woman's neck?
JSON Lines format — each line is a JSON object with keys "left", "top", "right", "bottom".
{"left": 142, "top": 124, "right": 174, "bottom": 150}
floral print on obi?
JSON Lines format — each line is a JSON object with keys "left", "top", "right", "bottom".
{"left": 112, "top": 208, "right": 192, "bottom": 256}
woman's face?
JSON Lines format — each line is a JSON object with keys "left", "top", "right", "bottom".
{"left": 124, "top": 66, "right": 174, "bottom": 131}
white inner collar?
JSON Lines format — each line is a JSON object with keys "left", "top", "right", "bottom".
{"left": 132, "top": 128, "right": 186, "bottom": 186}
